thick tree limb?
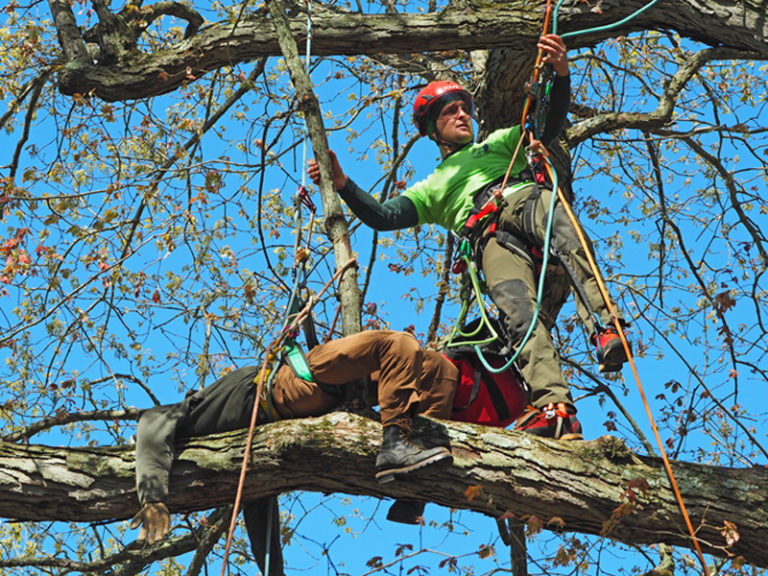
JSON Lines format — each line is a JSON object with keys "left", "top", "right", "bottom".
{"left": 48, "top": 0, "right": 89, "bottom": 64}
{"left": 0, "top": 412, "right": 764, "bottom": 566}
{"left": 52, "top": 0, "right": 768, "bottom": 101}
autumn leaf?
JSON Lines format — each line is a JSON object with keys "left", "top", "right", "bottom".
{"left": 366, "top": 556, "right": 383, "bottom": 568}
{"left": 547, "top": 516, "right": 566, "bottom": 530}
{"left": 720, "top": 520, "right": 740, "bottom": 547}
{"left": 527, "top": 515, "right": 544, "bottom": 536}
{"left": 477, "top": 544, "right": 495, "bottom": 559}
{"left": 395, "top": 543, "right": 413, "bottom": 557}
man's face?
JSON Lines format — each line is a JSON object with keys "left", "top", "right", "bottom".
{"left": 434, "top": 98, "right": 474, "bottom": 145}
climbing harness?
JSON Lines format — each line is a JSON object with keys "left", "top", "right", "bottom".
{"left": 447, "top": 141, "right": 594, "bottom": 374}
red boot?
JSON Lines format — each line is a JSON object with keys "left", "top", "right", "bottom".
{"left": 593, "top": 326, "right": 630, "bottom": 372}
{"left": 515, "top": 403, "right": 583, "bottom": 441}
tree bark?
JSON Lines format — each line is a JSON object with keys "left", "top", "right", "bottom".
{"left": 265, "top": 0, "right": 362, "bottom": 338}
{"left": 0, "top": 412, "right": 765, "bottom": 567}
{"left": 53, "top": 0, "right": 768, "bottom": 101}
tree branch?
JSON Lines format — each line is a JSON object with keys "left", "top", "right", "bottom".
{"left": 567, "top": 46, "right": 746, "bottom": 146}
{"left": 120, "top": 1, "right": 204, "bottom": 39}
{"left": 265, "top": 0, "right": 362, "bottom": 337}
{"left": 0, "top": 408, "right": 142, "bottom": 443}
{"left": 0, "top": 413, "right": 764, "bottom": 566}
{"left": 48, "top": 0, "right": 89, "bottom": 64}
{"left": 50, "top": 1, "right": 768, "bottom": 102}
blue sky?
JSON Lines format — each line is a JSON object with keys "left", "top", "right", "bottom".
{"left": 0, "top": 5, "right": 766, "bottom": 574}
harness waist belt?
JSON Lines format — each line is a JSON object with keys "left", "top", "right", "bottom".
{"left": 260, "top": 390, "right": 281, "bottom": 422}
{"left": 471, "top": 171, "right": 535, "bottom": 210}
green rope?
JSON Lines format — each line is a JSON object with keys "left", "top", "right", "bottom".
{"left": 468, "top": 0, "right": 662, "bottom": 371}
{"left": 471, "top": 158, "right": 560, "bottom": 374}
{"left": 553, "top": 0, "right": 661, "bottom": 39}
{"left": 446, "top": 241, "right": 500, "bottom": 348}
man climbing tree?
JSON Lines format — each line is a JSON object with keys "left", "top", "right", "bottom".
{"left": 309, "top": 34, "right": 627, "bottom": 441}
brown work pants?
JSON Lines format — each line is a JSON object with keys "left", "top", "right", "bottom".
{"left": 271, "top": 330, "right": 458, "bottom": 432}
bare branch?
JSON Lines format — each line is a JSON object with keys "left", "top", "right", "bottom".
{"left": 568, "top": 47, "right": 749, "bottom": 146}
{"left": 265, "top": 0, "right": 362, "bottom": 337}
{"left": 1, "top": 407, "right": 141, "bottom": 443}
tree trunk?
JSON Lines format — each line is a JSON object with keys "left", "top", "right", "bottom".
{"left": 53, "top": 0, "right": 768, "bottom": 101}
{"left": 0, "top": 412, "right": 764, "bottom": 566}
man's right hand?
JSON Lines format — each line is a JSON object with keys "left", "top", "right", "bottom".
{"left": 537, "top": 34, "right": 569, "bottom": 77}
{"left": 130, "top": 502, "right": 171, "bottom": 545}
{"left": 307, "top": 150, "right": 349, "bottom": 191}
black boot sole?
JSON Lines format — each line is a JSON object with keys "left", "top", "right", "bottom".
{"left": 598, "top": 340, "right": 629, "bottom": 373}
{"left": 386, "top": 500, "right": 426, "bottom": 525}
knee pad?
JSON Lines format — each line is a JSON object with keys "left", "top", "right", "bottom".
{"left": 552, "top": 205, "right": 584, "bottom": 254}
{"left": 489, "top": 279, "right": 534, "bottom": 343}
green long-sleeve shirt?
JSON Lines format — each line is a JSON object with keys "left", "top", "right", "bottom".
{"left": 339, "top": 74, "right": 570, "bottom": 233}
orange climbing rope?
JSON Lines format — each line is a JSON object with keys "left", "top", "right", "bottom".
{"left": 545, "top": 161, "right": 710, "bottom": 574}
{"left": 496, "top": 0, "right": 554, "bottom": 197}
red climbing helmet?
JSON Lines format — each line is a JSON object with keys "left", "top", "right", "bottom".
{"left": 413, "top": 81, "right": 474, "bottom": 137}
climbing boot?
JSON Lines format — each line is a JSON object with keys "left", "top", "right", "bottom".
{"left": 387, "top": 499, "right": 426, "bottom": 525}
{"left": 593, "top": 325, "right": 630, "bottom": 372}
{"left": 375, "top": 425, "right": 452, "bottom": 484}
{"left": 515, "top": 403, "right": 583, "bottom": 441}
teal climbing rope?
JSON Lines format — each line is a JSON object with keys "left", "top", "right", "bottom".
{"left": 468, "top": 153, "right": 561, "bottom": 375}
{"left": 553, "top": 0, "right": 661, "bottom": 39}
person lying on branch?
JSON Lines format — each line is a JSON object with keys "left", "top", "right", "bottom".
{"left": 130, "top": 323, "right": 539, "bottom": 570}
